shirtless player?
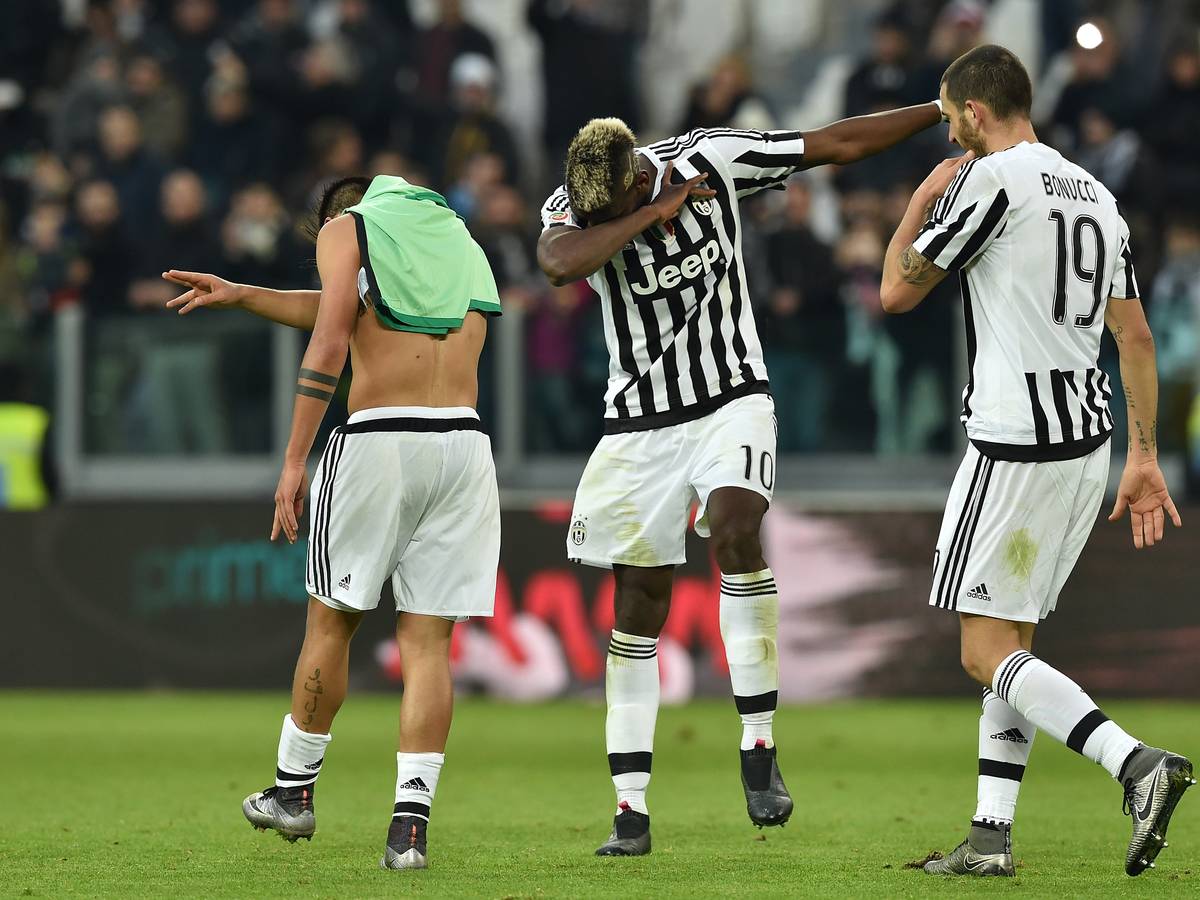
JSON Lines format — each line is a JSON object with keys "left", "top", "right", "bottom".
{"left": 162, "top": 174, "right": 501, "bottom": 870}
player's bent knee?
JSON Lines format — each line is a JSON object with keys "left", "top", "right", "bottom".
{"left": 960, "top": 649, "right": 998, "bottom": 686}
{"left": 305, "top": 597, "right": 363, "bottom": 641}
{"left": 710, "top": 521, "right": 764, "bottom": 572}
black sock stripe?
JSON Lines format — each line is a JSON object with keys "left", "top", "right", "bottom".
{"left": 608, "top": 751, "right": 652, "bottom": 775}
{"left": 978, "top": 759, "right": 1026, "bottom": 782}
{"left": 393, "top": 801, "right": 431, "bottom": 818}
{"left": 276, "top": 767, "right": 318, "bottom": 784}
{"left": 609, "top": 637, "right": 658, "bottom": 651}
{"left": 1002, "top": 653, "right": 1035, "bottom": 701}
{"left": 720, "top": 582, "right": 777, "bottom": 594}
{"left": 718, "top": 589, "right": 777, "bottom": 598}
{"left": 720, "top": 577, "right": 777, "bottom": 588}
{"left": 1066, "top": 709, "right": 1110, "bottom": 754}
{"left": 734, "top": 690, "right": 778, "bottom": 715}
{"left": 997, "top": 652, "right": 1034, "bottom": 701}
{"left": 609, "top": 648, "right": 657, "bottom": 662}
{"left": 608, "top": 648, "right": 658, "bottom": 661}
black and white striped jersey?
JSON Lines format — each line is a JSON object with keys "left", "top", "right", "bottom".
{"left": 540, "top": 128, "right": 806, "bottom": 433}
{"left": 913, "top": 141, "right": 1139, "bottom": 462}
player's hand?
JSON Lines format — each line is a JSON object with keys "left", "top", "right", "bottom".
{"left": 271, "top": 461, "right": 309, "bottom": 544}
{"left": 162, "top": 270, "right": 243, "bottom": 314}
{"left": 1108, "top": 458, "right": 1182, "bottom": 549}
{"left": 915, "top": 150, "right": 974, "bottom": 207}
{"left": 649, "top": 161, "right": 717, "bottom": 224}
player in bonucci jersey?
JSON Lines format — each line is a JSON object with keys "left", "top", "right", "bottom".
{"left": 538, "top": 103, "right": 945, "bottom": 855}
{"left": 880, "top": 45, "right": 1190, "bottom": 879}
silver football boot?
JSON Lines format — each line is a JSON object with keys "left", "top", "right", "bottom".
{"left": 243, "top": 785, "right": 315, "bottom": 842}
{"left": 381, "top": 815, "right": 429, "bottom": 870}
{"left": 1122, "top": 747, "right": 1195, "bottom": 876}
{"left": 924, "top": 828, "right": 1014, "bottom": 877}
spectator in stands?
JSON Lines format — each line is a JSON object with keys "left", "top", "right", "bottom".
{"left": 295, "top": 118, "right": 364, "bottom": 210}
{"left": 760, "top": 181, "right": 843, "bottom": 452}
{"left": 1073, "top": 106, "right": 1146, "bottom": 207}
{"left": 428, "top": 54, "right": 520, "bottom": 191}
{"left": 837, "top": 9, "right": 934, "bottom": 194}
{"left": 218, "top": 183, "right": 305, "bottom": 288}
{"left": 312, "top": 0, "right": 404, "bottom": 144}
{"left": 71, "top": 179, "right": 133, "bottom": 316}
{"left": 189, "top": 74, "right": 274, "bottom": 200}
{"left": 1148, "top": 215, "right": 1200, "bottom": 498}
{"left": 876, "top": 188, "right": 958, "bottom": 454}
{"left": 1144, "top": 39, "right": 1200, "bottom": 206}
{"left": 125, "top": 52, "right": 189, "bottom": 161}
{"left": 92, "top": 104, "right": 166, "bottom": 233}
{"left": 1042, "top": 17, "right": 1139, "bottom": 154}
{"left": 407, "top": 0, "right": 495, "bottom": 111}
{"left": 679, "top": 55, "right": 775, "bottom": 132}
{"left": 229, "top": 0, "right": 310, "bottom": 128}
{"left": 51, "top": 52, "right": 125, "bottom": 160}
{"left": 528, "top": 0, "right": 641, "bottom": 169}
{"left": 843, "top": 9, "right": 915, "bottom": 119}
{"left": 400, "top": 0, "right": 495, "bottom": 152}
{"left": 0, "top": 202, "right": 25, "bottom": 357}
{"left": 909, "top": 0, "right": 985, "bottom": 103}
{"left": 525, "top": 282, "right": 593, "bottom": 453}
{"left": 445, "top": 151, "right": 506, "bottom": 221}
{"left": 164, "top": 0, "right": 225, "bottom": 111}
{"left": 472, "top": 184, "right": 537, "bottom": 292}
{"left": 16, "top": 201, "right": 79, "bottom": 324}
{"left": 129, "top": 169, "right": 220, "bottom": 309}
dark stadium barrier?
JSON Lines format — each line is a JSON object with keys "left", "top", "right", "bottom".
{"left": 4, "top": 502, "right": 1197, "bottom": 697}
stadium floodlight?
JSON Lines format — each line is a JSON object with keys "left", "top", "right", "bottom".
{"left": 1076, "top": 22, "right": 1103, "bottom": 49}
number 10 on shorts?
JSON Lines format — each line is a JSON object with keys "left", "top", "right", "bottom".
{"left": 741, "top": 445, "right": 774, "bottom": 490}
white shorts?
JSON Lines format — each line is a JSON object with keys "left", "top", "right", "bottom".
{"left": 929, "top": 441, "right": 1109, "bottom": 623}
{"left": 305, "top": 407, "right": 500, "bottom": 620}
{"left": 567, "top": 393, "right": 777, "bottom": 568}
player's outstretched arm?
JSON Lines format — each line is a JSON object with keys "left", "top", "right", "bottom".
{"left": 1105, "top": 298, "right": 1182, "bottom": 549}
{"left": 800, "top": 102, "right": 944, "bottom": 169}
{"left": 162, "top": 270, "right": 321, "bottom": 331}
{"left": 537, "top": 162, "right": 715, "bottom": 286}
{"left": 879, "top": 154, "right": 971, "bottom": 312}
{"left": 272, "top": 216, "right": 359, "bottom": 544}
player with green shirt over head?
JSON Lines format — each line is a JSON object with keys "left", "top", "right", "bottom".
{"left": 161, "top": 174, "right": 502, "bottom": 871}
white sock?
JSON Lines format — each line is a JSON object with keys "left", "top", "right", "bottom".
{"left": 394, "top": 752, "right": 444, "bottom": 821}
{"left": 975, "top": 687, "right": 1036, "bottom": 825}
{"left": 606, "top": 630, "right": 659, "bottom": 815}
{"left": 276, "top": 713, "right": 331, "bottom": 788}
{"left": 720, "top": 569, "right": 779, "bottom": 751}
{"left": 993, "top": 650, "right": 1139, "bottom": 780}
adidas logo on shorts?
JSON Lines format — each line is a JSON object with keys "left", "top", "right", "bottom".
{"left": 965, "top": 582, "right": 992, "bottom": 602}
{"left": 338, "top": 573, "right": 352, "bottom": 590}
{"left": 990, "top": 728, "right": 1029, "bottom": 744}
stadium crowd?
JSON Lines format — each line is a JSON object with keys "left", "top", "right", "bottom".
{"left": 0, "top": 1, "right": 1196, "bottom": 487}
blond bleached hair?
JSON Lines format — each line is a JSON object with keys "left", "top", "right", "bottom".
{"left": 565, "top": 117, "right": 638, "bottom": 216}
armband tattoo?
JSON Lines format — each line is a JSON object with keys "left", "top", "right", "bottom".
{"left": 299, "top": 368, "right": 338, "bottom": 386}
{"left": 296, "top": 367, "right": 338, "bottom": 402}
{"left": 297, "top": 384, "right": 334, "bottom": 401}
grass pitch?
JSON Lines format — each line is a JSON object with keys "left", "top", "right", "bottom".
{"left": 2, "top": 694, "right": 1198, "bottom": 898}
